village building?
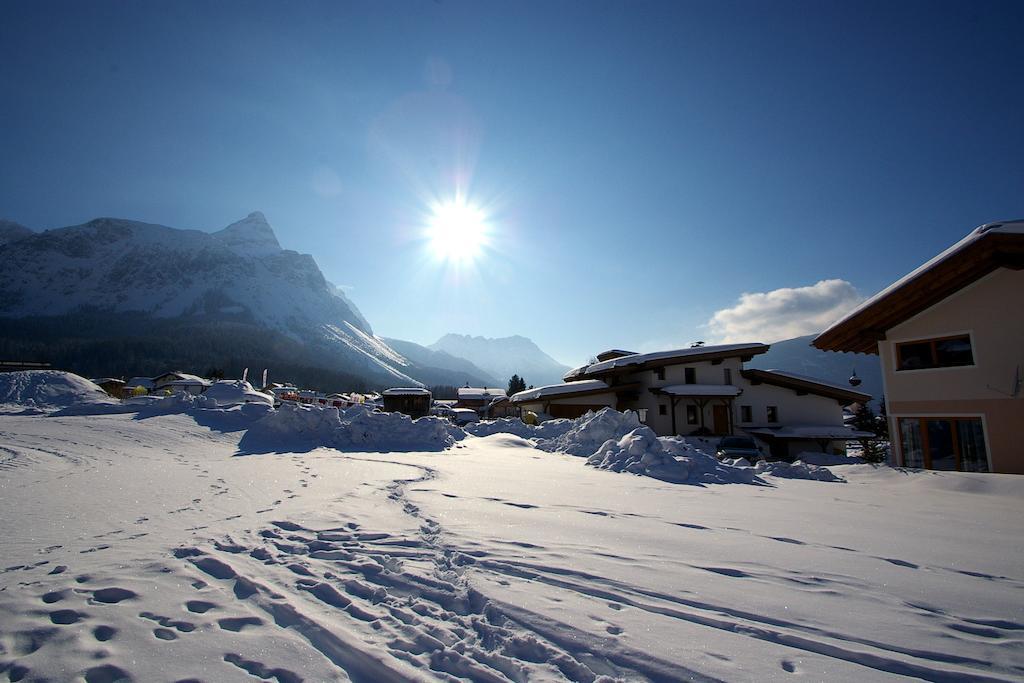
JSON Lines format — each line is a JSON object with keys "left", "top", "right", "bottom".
{"left": 513, "top": 343, "right": 870, "bottom": 459}
{"left": 382, "top": 387, "right": 432, "bottom": 418}
{"left": 456, "top": 386, "right": 508, "bottom": 418}
{"left": 150, "top": 372, "right": 211, "bottom": 395}
{"left": 814, "top": 220, "right": 1024, "bottom": 474}
{"left": 92, "top": 378, "right": 126, "bottom": 398}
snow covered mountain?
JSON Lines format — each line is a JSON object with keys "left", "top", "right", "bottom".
{"left": 749, "top": 334, "right": 884, "bottom": 408}
{"left": 0, "top": 219, "right": 33, "bottom": 246}
{"left": 0, "top": 213, "right": 467, "bottom": 390}
{"left": 430, "top": 333, "right": 571, "bottom": 388}
{"left": 382, "top": 338, "right": 500, "bottom": 387}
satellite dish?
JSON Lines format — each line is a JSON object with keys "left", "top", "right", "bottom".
{"left": 848, "top": 368, "right": 862, "bottom": 387}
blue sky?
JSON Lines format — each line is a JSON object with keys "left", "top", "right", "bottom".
{"left": 2, "top": 0, "right": 1023, "bottom": 366}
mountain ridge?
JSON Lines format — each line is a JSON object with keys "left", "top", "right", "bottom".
{"left": 430, "top": 333, "right": 571, "bottom": 388}
{"left": 0, "top": 213, "right": 485, "bottom": 390}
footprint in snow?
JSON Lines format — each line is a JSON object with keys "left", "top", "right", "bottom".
{"left": 50, "top": 609, "right": 85, "bottom": 625}
{"left": 83, "top": 663, "right": 133, "bottom": 683}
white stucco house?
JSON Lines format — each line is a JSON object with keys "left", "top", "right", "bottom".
{"left": 512, "top": 344, "right": 871, "bottom": 459}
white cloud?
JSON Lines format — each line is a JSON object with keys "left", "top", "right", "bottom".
{"left": 707, "top": 279, "right": 863, "bottom": 344}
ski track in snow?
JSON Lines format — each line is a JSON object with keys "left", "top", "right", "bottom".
{"left": 0, "top": 413, "right": 1022, "bottom": 682}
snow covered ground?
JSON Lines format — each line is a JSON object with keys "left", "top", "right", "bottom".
{"left": 1, "top": 397, "right": 1023, "bottom": 681}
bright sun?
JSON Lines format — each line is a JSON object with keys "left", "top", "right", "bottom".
{"left": 427, "top": 200, "right": 488, "bottom": 264}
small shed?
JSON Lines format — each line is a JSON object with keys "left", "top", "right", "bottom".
{"left": 93, "top": 378, "right": 126, "bottom": 398}
{"left": 382, "top": 387, "right": 432, "bottom": 418}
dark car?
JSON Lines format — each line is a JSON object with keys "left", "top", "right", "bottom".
{"left": 715, "top": 436, "right": 763, "bottom": 461}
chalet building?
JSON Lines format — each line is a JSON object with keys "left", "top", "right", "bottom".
{"left": 513, "top": 344, "right": 870, "bottom": 459}
{"left": 456, "top": 387, "right": 508, "bottom": 418}
{"left": 815, "top": 220, "right": 1024, "bottom": 474}
{"left": 93, "top": 378, "right": 126, "bottom": 398}
{"left": 382, "top": 387, "right": 432, "bottom": 418}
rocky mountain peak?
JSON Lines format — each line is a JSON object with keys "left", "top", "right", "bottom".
{"left": 213, "top": 211, "right": 282, "bottom": 257}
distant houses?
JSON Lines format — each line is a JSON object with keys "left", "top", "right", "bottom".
{"left": 815, "top": 220, "right": 1024, "bottom": 474}
{"left": 456, "top": 386, "right": 516, "bottom": 419}
{"left": 512, "top": 344, "right": 871, "bottom": 458}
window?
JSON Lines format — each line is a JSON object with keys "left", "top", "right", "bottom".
{"left": 898, "top": 417, "right": 988, "bottom": 472}
{"left": 724, "top": 368, "right": 732, "bottom": 384}
{"left": 767, "top": 406, "right": 778, "bottom": 423}
{"left": 686, "top": 405, "right": 699, "bottom": 424}
{"left": 684, "top": 367, "right": 696, "bottom": 384}
{"left": 658, "top": 404, "right": 667, "bottom": 416}
{"left": 654, "top": 368, "right": 665, "bottom": 381}
{"left": 740, "top": 405, "right": 752, "bottom": 423}
{"left": 896, "top": 335, "right": 973, "bottom": 371}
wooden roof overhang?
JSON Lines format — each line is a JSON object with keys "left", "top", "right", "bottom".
{"left": 813, "top": 230, "right": 1024, "bottom": 354}
{"left": 741, "top": 369, "right": 871, "bottom": 405}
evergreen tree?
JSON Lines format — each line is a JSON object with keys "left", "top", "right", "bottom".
{"left": 851, "top": 403, "right": 886, "bottom": 463}
{"left": 507, "top": 374, "right": 527, "bottom": 395}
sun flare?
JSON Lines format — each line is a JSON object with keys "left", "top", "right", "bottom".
{"left": 426, "top": 200, "right": 488, "bottom": 264}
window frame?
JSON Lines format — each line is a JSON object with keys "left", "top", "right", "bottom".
{"left": 894, "top": 333, "right": 975, "bottom": 372}
{"left": 740, "top": 405, "right": 752, "bottom": 423}
{"left": 684, "top": 367, "right": 696, "bottom": 384}
{"left": 895, "top": 415, "right": 990, "bottom": 472}
{"left": 766, "top": 405, "right": 779, "bottom": 423}
{"left": 658, "top": 404, "right": 667, "bottom": 416}
{"left": 685, "top": 404, "right": 699, "bottom": 425}
{"left": 654, "top": 367, "right": 665, "bottom": 381}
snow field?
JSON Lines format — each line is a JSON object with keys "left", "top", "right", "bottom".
{"left": 0, "top": 410, "right": 1022, "bottom": 681}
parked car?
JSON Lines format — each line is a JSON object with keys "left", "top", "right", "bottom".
{"left": 715, "top": 436, "right": 762, "bottom": 461}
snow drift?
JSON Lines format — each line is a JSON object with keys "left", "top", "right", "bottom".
{"left": 0, "top": 370, "right": 119, "bottom": 414}
{"left": 239, "top": 403, "right": 463, "bottom": 454}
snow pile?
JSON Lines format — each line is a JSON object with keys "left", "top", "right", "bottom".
{"left": 464, "top": 418, "right": 538, "bottom": 438}
{"left": 537, "top": 408, "right": 642, "bottom": 456}
{"left": 754, "top": 459, "right": 844, "bottom": 482}
{"left": 794, "top": 451, "right": 864, "bottom": 466}
{"left": 463, "top": 417, "right": 575, "bottom": 440}
{"left": 240, "top": 403, "right": 463, "bottom": 453}
{"left": 203, "top": 380, "right": 274, "bottom": 407}
{"left": 0, "top": 370, "right": 121, "bottom": 414}
{"left": 586, "top": 427, "right": 760, "bottom": 484}
{"left": 337, "top": 404, "right": 462, "bottom": 451}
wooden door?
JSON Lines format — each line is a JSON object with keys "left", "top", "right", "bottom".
{"left": 712, "top": 404, "right": 729, "bottom": 434}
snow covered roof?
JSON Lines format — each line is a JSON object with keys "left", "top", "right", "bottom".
{"left": 741, "top": 369, "right": 870, "bottom": 404}
{"left": 511, "top": 380, "right": 612, "bottom": 403}
{"left": 746, "top": 425, "right": 876, "bottom": 440}
{"left": 382, "top": 387, "right": 431, "bottom": 397}
{"left": 815, "top": 220, "right": 1024, "bottom": 354}
{"left": 125, "top": 377, "right": 155, "bottom": 389}
{"left": 457, "top": 387, "right": 507, "bottom": 400}
{"left": 562, "top": 365, "right": 589, "bottom": 381}
{"left": 580, "top": 343, "right": 769, "bottom": 377}
{"left": 652, "top": 384, "right": 742, "bottom": 397}
{"left": 165, "top": 377, "right": 212, "bottom": 387}
{"left": 203, "top": 380, "right": 273, "bottom": 406}
{"left": 595, "top": 349, "right": 637, "bottom": 362}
